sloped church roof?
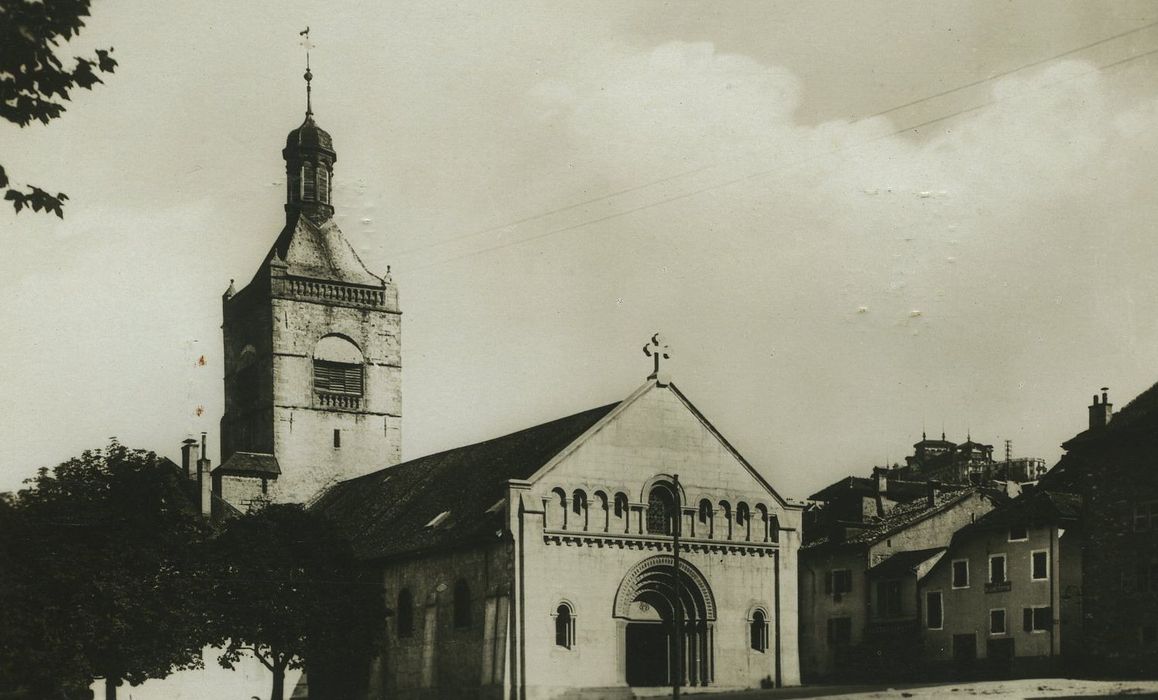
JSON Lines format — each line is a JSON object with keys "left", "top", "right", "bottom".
{"left": 312, "top": 402, "right": 619, "bottom": 560}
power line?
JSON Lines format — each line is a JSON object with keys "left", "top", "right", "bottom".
{"left": 394, "top": 20, "right": 1158, "bottom": 263}
{"left": 399, "top": 25, "right": 1158, "bottom": 271}
{"left": 406, "top": 41, "right": 1158, "bottom": 272}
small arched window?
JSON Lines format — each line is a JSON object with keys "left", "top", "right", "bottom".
{"left": 613, "top": 492, "right": 629, "bottom": 533}
{"left": 754, "top": 504, "right": 769, "bottom": 542}
{"left": 313, "top": 335, "right": 364, "bottom": 398}
{"left": 397, "top": 588, "right": 414, "bottom": 638}
{"left": 698, "top": 499, "right": 713, "bottom": 538}
{"left": 647, "top": 485, "right": 675, "bottom": 535}
{"left": 750, "top": 609, "right": 769, "bottom": 652}
{"left": 737, "top": 502, "right": 751, "bottom": 540}
{"left": 572, "top": 489, "right": 588, "bottom": 530}
{"left": 594, "top": 491, "right": 610, "bottom": 532}
{"left": 769, "top": 515, "right": 780, "bottom": 543}
{"left": 719, "top": 500, "right": 733, "bottom": 539}
{"left": 554, "top": 602, "right": 575, "bottom": 649}
{"left": 453, "top": 579, "right": 472, "bottom": 628}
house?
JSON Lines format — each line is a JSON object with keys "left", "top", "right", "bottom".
{"left": 799, "top": 475, "right": 999, "bottom": 680}
{"left": 918, "top": 489, "right": 1082, "bottom": 677}
{"left": 312, "top": 374, "right": 805, "bottom": 698}
{"left": 1040, "top": 386, "right": 1158, "bottom": 674}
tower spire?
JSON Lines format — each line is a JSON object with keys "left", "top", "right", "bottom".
{"left": 299, "top": 27, "right": 314, "bottom": 116}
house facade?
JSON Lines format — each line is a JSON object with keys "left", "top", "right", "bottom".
{"left": 799, "top": 476, "right": 998, "bottom": 680}
{"left": 918, "top": 490, "right": 1082, "bottom": 677}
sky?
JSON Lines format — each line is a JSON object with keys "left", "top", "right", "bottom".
{"left": 4, "top": 0, "right": 1158, "bottom": 502}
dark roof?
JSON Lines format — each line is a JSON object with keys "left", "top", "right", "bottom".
{"left": 216, "top": 451, "right": 281, "bottom": 477}
{"left": 1063, "top": 380, "right": 1158, "bottom": 449}
{"left": 959, "top": 490, "right": 1081, "bottom": 535}
{"left": 806, "top": 488, "right": 980, "bottom": 549}
{"left": 285, "top": 115, "right": 334, "bottom": 154}
{"left": 867, "top": 547, "right": 947, "bottom": 578}
{"left": 808, "top": 475, "right": 949, "bottom": 503}
{"left": 312, "top": 402, "right": 620, "bottom": 560}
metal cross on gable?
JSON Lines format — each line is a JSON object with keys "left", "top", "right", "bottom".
{"left": 643, "top": 333, "right": 671, "bottom": 383}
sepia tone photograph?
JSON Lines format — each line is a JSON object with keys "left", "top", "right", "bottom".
{"left": 3, "top": 1, "right": 1158, "bottom": 698}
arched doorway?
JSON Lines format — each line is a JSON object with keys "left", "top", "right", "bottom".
{"left": 614, "top": 556, "right": 716, "bottom": 687}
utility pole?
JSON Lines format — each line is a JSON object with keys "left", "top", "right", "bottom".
{"left": 672, "top": 474, "right": 683, "bottom": 699}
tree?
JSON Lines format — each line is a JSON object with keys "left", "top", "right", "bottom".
{"left": 0, "top": 441, "right": 213, "bottom": 700}
{"left": 210, "top": 504, "right": 385, "bottom": 700}
{"left": 1, "top": 0, "right": 116, "bottom": 216}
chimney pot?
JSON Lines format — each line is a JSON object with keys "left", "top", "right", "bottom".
{"left": 1088, "top": 387, "right": 1113, "bottom": 430}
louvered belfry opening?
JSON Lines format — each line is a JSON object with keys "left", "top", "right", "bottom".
{"left": 313, "top": 359, "right": 363, "bottom": 395}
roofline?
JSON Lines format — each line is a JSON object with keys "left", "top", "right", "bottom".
{"left": 525, "top": 379, "right": 798, "bottom": 510}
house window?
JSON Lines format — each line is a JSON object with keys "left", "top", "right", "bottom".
{"left": 825, "top": 569, "right": 853, "bottom": 596}
{"left": 827, "top": 617, "right": 852, "bottom": 647}
{"left": 952, "top": 559, "right": 970, "bottom": 589}
{"left": 750, "top": 609, "right": 769, "bottom": 652}
{"left": 990, "top": 609, "right": 1006, "bottom": 635}
{"left": 333, "top": 428, "right": 341, "bottom": 449}
{"left": 1031, "top": 550, "right": 1049, "bottom": 581}
{"left": 554, "top": 603, "right": 575, "bottom": 649}
{"left": 646, "top": 485, "right": 675, "bottom": 535}
{"left": 989, "top": 554, "right": 1007, "bottom": 583}
{"left": 877, "top": 580, "right": 903, "bottom": 618}
{"left": 1009, "top": 524, "right": 1028, "bottom": 542}
{"left": 397, "top": 588, "right": 414, "bottom": 638}
{"left": 1022, "top": 606, "right": 1051, "bottom": 633}
{"left": 1134, "top": 501, "right": 1158, "bottom": 532}
{"left": 926, "top": 591, "right": 943, "bottom": 630}
{"left": 453, "top": 579, "right": 472, "bottom": 628}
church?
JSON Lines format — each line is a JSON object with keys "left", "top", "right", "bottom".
{"left": 213, "top": 68, "right": 803, "bottom": 698}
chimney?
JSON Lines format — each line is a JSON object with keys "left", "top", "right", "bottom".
{"left": 1088, "top": 387, "right": 1113, "bottom": 430}
{"left": 872, "top": 466, "right": 889, "bottom": 516}
{"left": 196, "top": 432, "right": 212, "bottom": 517}
{"left": 926, "top": 480, "right": 940, "bottom": 509}
{"left": 180, "top": 438, "right": 199, "bottom": 479}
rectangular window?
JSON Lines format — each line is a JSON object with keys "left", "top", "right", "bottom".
{"left": 333, "top": 428, "right": 341, "bottom": 449}
{"left": 877, "top": 580, "right": 903, "bottom": 618}
{"left": 826, "top": 569, "right": 853, "bottom": 596}
{"left": 989, "top": 554, "right": 1007, "bottom": 583}
{"left": 952, "top": 559, "right": 970, "bottom": 589}
{"left": 926, "top": 591, "right": 943, "bottom": 630}
{"left": 302, "top": 163, "right": 316, "bottom": 200}
{"left": 1009, "top": 524, "right": 1028, "bottom": 541}
{"left": 827, "top": 617, "right": 852, "bottom": 647}
{"left": 1031, "top": 550, "right": 1049, "bottom": 581}
{"left": 1022, "top": 606, "right": 1052, "bottom": 633}
{"left": 990, "top": 609, "right": 1006, "bottom": 635}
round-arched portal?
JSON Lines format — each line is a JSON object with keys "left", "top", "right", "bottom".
{"left": 614, "top": 556, "right": 716, "bottom": 687}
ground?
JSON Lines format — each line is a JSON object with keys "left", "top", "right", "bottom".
{"left": 702, "top": 679, "right": 1158, "bottom": 699}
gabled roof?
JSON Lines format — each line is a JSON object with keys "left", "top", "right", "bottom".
{"left": 215, "top": 451, "right": 281, "bottom": 477}
{"left": 311, "top": 402, "right": 619, "bottom": 560}
{"left": 867, "top": 547, "right": 947, "bottom": 579}
{"left": 958, "top": 490, "right": 1081, "bottom": 535}
{"left": 806, "top": 487, "right": 981, "bottom": 549}
{"left": 265, "top": 214, "right": 382, "bottom": 287}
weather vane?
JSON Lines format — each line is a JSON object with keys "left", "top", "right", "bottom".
{"left": 299, "top": 27, "right": 314, "bottom": 116}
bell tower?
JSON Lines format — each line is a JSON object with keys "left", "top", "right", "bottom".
{"left": 218, "top": 62, "right": 401, "bottom": 505}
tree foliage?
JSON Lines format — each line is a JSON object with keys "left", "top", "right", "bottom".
{"left": 210, "top": 504, "right": 385, "bottom": 700}
{"left": 0, "top": 0, "right": 117, "bottom": 217}
{"left": 0, "top": 441, "right": 213, "bottom": 699}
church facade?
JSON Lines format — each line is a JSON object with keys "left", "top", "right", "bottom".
{"left": 314, "top": 375, "right": 803, "bottom": 698}
{"left": 216, "top": 76, "right": 803, "bottom": 698}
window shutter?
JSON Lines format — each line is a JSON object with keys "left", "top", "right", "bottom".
{"left": 1023, "top": 608, "right": 1033, "bottom": 632}
{"left": 825, "top": 571, "right": 833, "bottom": 594}
{"left": 1043, "top": 606, "right": 1053, "bottom": 628}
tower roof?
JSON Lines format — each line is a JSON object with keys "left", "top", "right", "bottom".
{"left": 285, "top": 114, "right": 335, "bottom": 157}
{"left": 266, "top": 214, "right": 383, "bottom": 287}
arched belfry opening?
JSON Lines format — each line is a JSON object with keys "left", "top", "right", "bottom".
{"left": 614, "top": 556, "right": 716, "bottom": 687}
